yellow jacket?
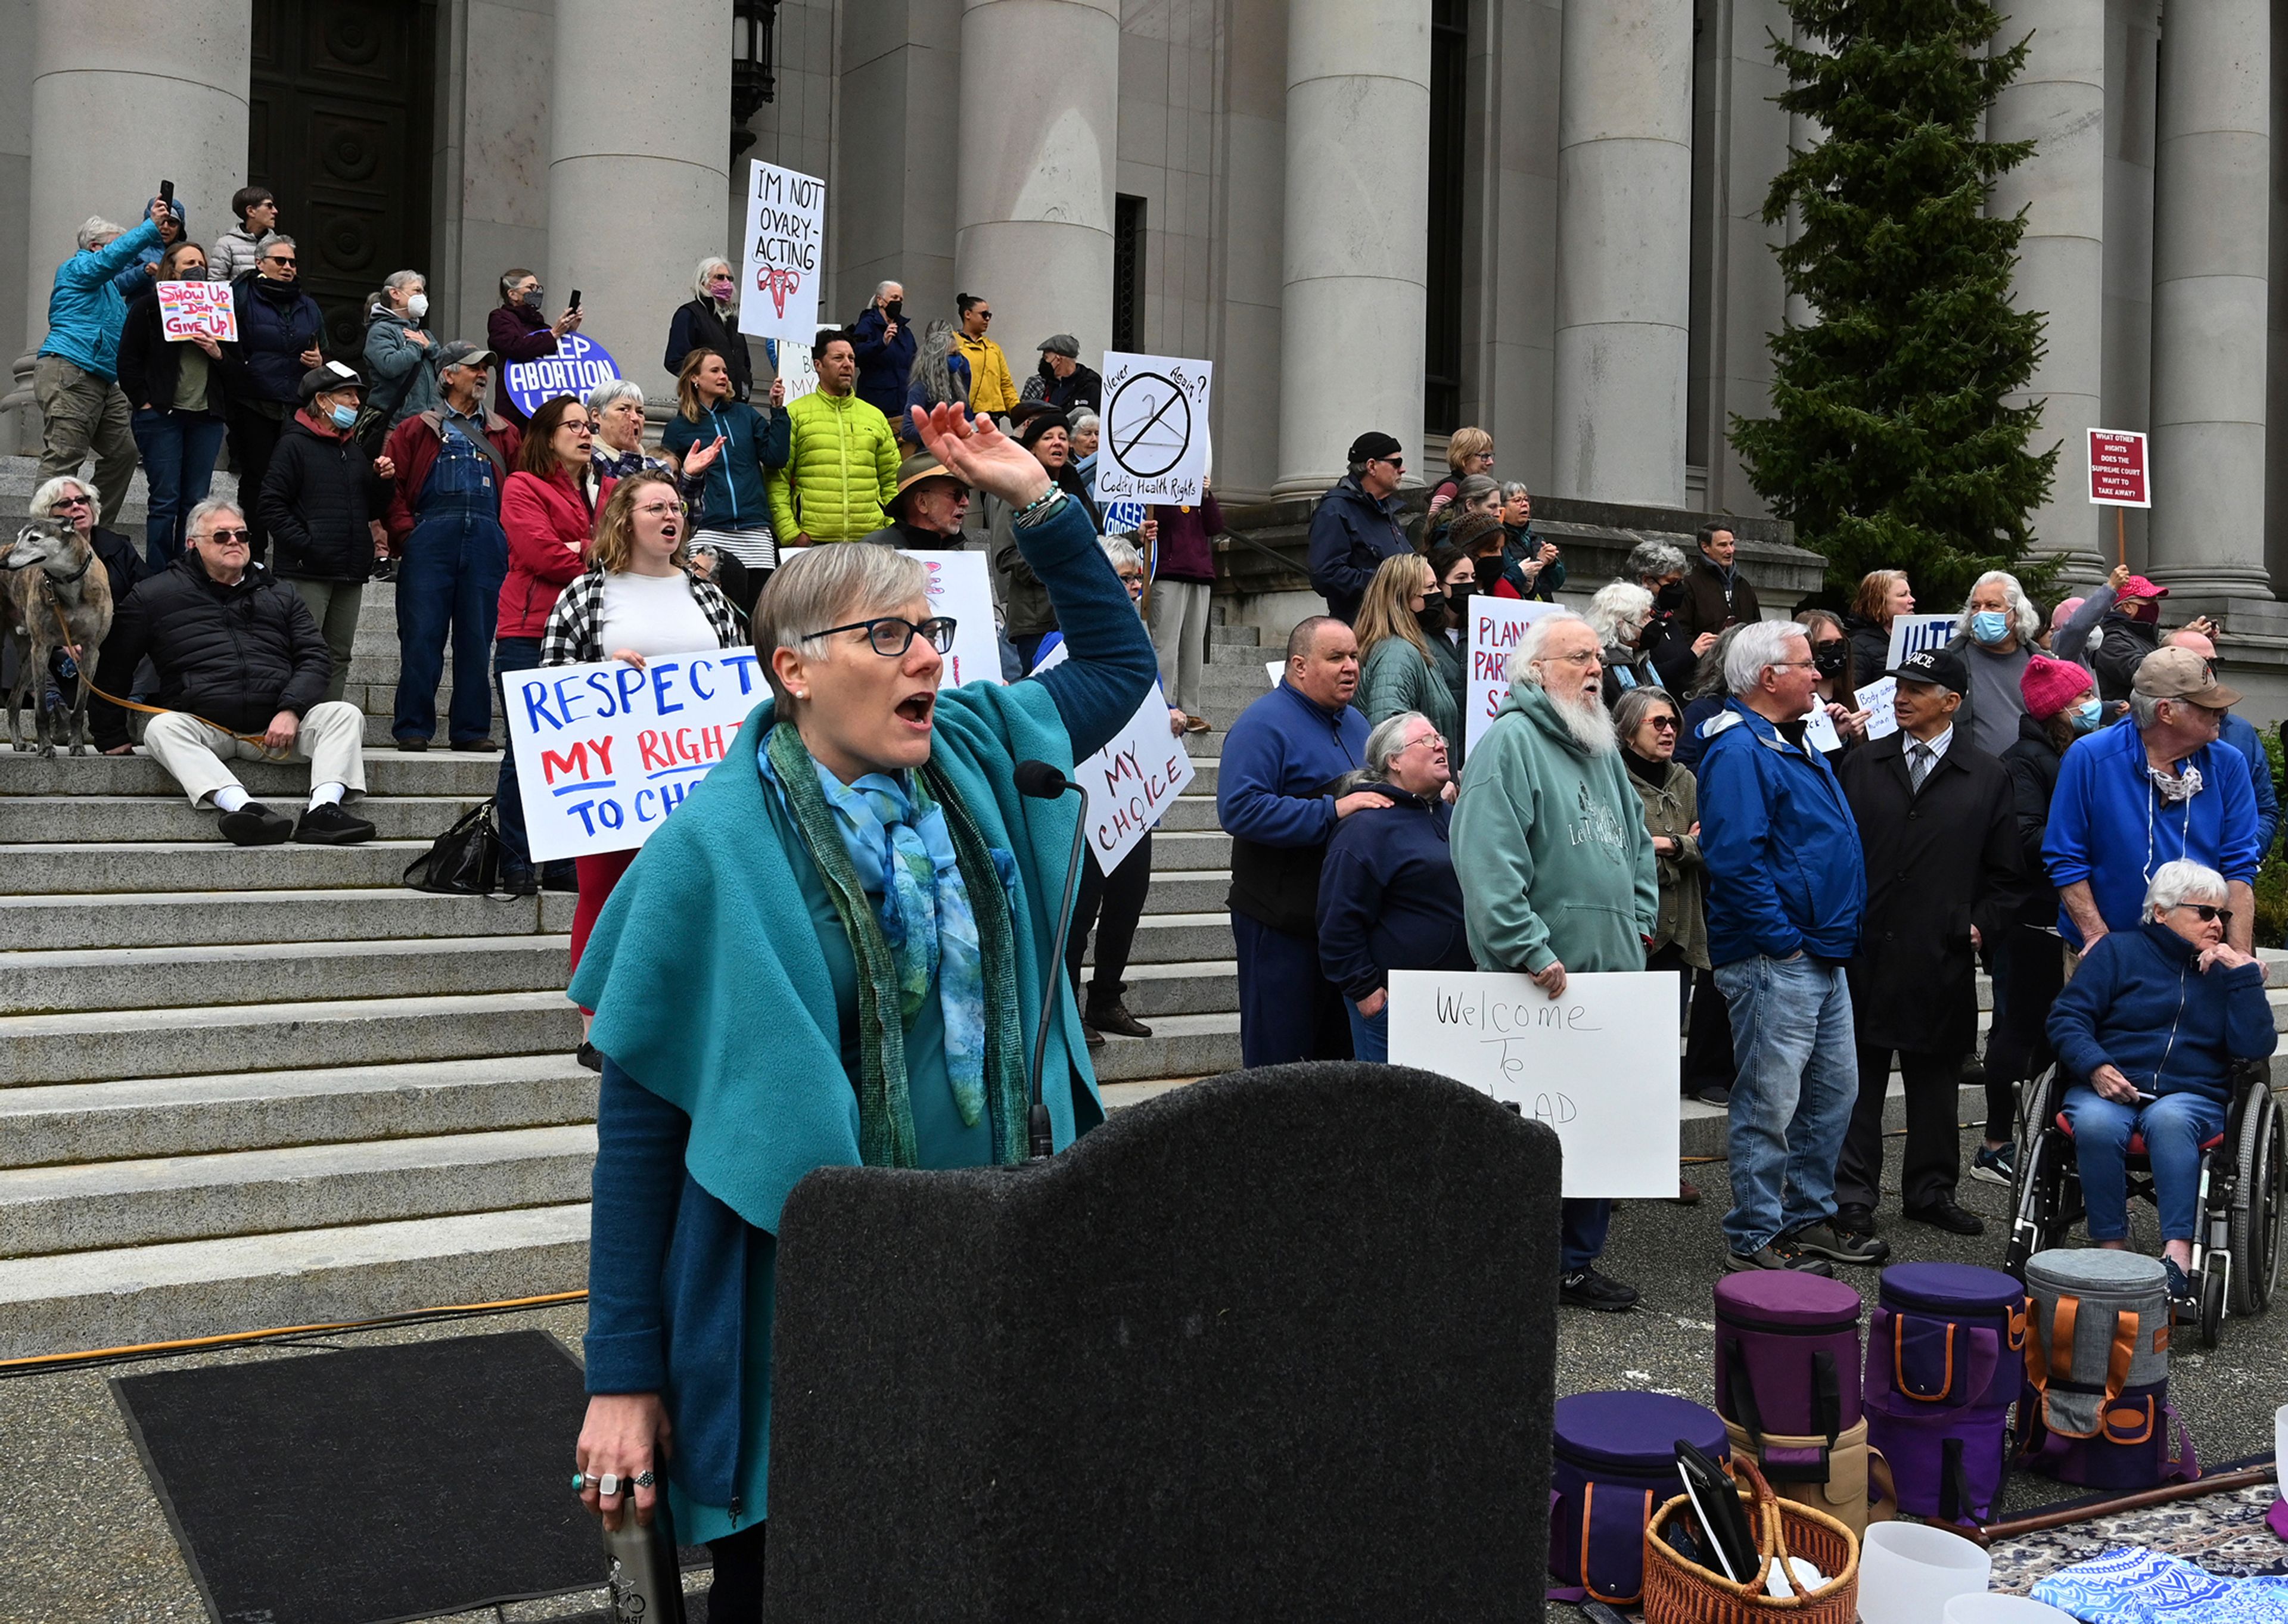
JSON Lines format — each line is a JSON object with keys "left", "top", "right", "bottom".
{"left": 955, "top": 334, "right": 1019, "bottom": 415}
{"left": 766, "top": 390, "right": 901, "bottom": 543}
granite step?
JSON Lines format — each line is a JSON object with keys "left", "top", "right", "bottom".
{"left": 0, "top": 887, "right": 569, "bottom": 951}
{"left": 1114, "top": 911, "right": 1236, "bottom": 966}
{"left": 0, "top": 746, "right": 502, "bottom": 796}
{"left": 1087, "top": 1012, "right": 1244, "bottom": 1084}
{"left": 1148, "top": 830, "right": 1231, "bottom": 870}
{"left": 0, "top": 792, "right": 484, "bottom": 844}
{"left": 1137, "top": 870, "right": 1230, "bottom": 915}
{"left": 0, "top": 840, "right": 440, "bottom": 895}
{"left": 1108, "top": 959, "right": 1238, "bottom": 1018}
{"left": 0, "top": 934, "right": 571, "bottom": 1015}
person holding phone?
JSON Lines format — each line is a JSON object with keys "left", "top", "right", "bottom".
{"left": 487, "top": 267, "right": 581, "bottom": 426}
{"left": 851, "top": 280, "right": 916, "bottom": 422}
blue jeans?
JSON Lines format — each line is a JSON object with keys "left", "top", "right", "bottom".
{"left": 2063, "top": 1085, "right": 2227, "bottom": 1242}
{"left": 494, "top": 635, "right": 543, "bottom": 872}
{"left": 1347, "top": 1000, "right": 1387, "bottom": 1062}
{"left": 394, "top": 513, "right": 506, "bottom": 743}
{"left": 129, "top": 407, "right": 227, "bottom": 570}
{"left": 1714, "top": 952, "right": 1859, "bottom": 1255}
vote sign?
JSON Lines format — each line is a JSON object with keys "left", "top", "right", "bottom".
{"left": 1096, "top": 352, "right": 1213, "bottom": 505}
{"left": 1465, "top": 598, "right": 1565, "bottom": 752}
{"left": 157, "top": 280, "right": 236, "bottom": 343}
{"left": 2088, "top": 428, "right": 2151, "bottom": 508}
{"left": 1885, "top": 612, "right": 1959, "bottom": 670}
{"left": 1387, "top": 969, "right": 1681, "bottom": 1198}
{"left": 505, "top": 333, "right": 621, "bottom": 421}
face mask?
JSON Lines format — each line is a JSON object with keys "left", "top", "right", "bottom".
{"left": 1813, "top": 643, "right": 1848, "bottom": 679}
{"left": 1447, "top": 581, "right": 1476, "bottom": 612}
{"left": 327, "top": 403, "right": 358, "bottom": 431}
{"left": 1655, "top": 580, "right": 1685, "bottom": 611}
{"left": 1415, "top": 594, "right": 1450, "bottom": 636}
{"left": 1970, "top": 609, "right": 2011, "bottom": 645}
{"left": 406, "top": 293, "right": 428, "bottom": 319}
{"left": 709, "top": 279, "right": 735, "bottom": 301}
{"left": 521, "top": 288, "right": 543, "bottom": 310}
{"left": 2070, "top": 697, "right": 2103, "bottom": 734}
{"left": 2125, "top": 597, "right": 2160, "bottom": 624}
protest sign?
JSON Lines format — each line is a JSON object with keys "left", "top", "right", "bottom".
{"left": 1802, "top": 705, "right": 1841, "bottom": 755}
{"left": 1265, "top": 658, "right": 1283, "bottom": 687}
{"left": 1096, "top": 353, "right": 1213, "bottom": 505}
{"left": 2087, "top": 428, "right": 2150, "bottom": 507}
{"left": 1103, "top": 499, "right": 1147, "bottom": 537}
{"left": 1885, "top": 612, "right": 1958, "bottom": 670}
{"left": 1387, "top": 969, "right": 1681, "bottom": 1198}
{"left": 1857, "top": 676, "right": 1898, "bottom": 741}
{"left": 505, "top": 332, "right": 620, "bottom": 421}
{"left": 776, "top": 344, "right": 818, "bottom": 402}
{"left": 906, "top": 550, "right": 1003, "bottom": 689}
{"left": 1033, "top": 643, "right": 1196, "bottom": 870}
{"left": 157, "top": 280, "right": 235, "bottom": 343}
{"left": 737, "top": 161, "right": 825, "bottom": 344}
{"left": 1465, "top": 598, "right": 1565, "bottom": 752}
{"left": 504, "top": 649, "right": 767, "bottom": 863}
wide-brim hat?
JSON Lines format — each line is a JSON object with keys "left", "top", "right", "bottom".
{"left": 890, "top": 450, "right": 966, "bottom": 516}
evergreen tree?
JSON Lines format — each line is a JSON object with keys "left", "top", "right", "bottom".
{"left": 1731, "top": 0, "right": 2059, "bottom": 605}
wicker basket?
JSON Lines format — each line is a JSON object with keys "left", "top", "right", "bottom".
{"left": 1643, "top": 1456, "right": 1860, "bottom": 1624}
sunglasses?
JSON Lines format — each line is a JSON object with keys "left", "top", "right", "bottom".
{"left": 2178, "top": 904, "right": 2236, "bottom": 924}
{"left": 265, "top": 256, "right": 297, "bottom": 266}
{"left": 52, "top": 494, "right": 91, "bottom": 509}
{"left": 201, "top": 527, "right": 251, "bottom": 543}
{"left": 1647, "top": 715, "right": 1680, "bottom": 732}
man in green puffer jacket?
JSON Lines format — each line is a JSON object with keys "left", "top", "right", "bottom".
{"left": 767, "top": 332, "right": 901, "bottom": 543}
{"left": 1451, "top": 610, "right": 1659, "bottom": 1316}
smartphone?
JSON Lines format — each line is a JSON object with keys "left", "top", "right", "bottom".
{"left": 1675, "top": 1441, "right": 1759, "bottom": 1583}
{"left": 884, "top": 298, "right": 904, "bottom": 324}
{"left": 159, "top": 179, "right": 174, "bottom": 206}
{"left": 568, "top": 289, "right": 583, "bottom": 312}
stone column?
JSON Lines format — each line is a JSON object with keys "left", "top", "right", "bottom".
{"left": 1552, "top": 0, "right": 1693, "bottom": 508}
{"left": 1271, "top": 0, "right": 1431, "bottom": 497}
{"left": 1989, "top": 0, "right": 2107, "bottom": 580}
{"left": 2147, "top": 0, "right": 2272, "bottom": 597}
{"left": 953, "top": 0, "right": 1118, "bottom": 389}
{"left": 20, "top": 0, "right": 248, "bottom": 419}
{"left": 547, "top": 0, "right": 729, "bottom": 403}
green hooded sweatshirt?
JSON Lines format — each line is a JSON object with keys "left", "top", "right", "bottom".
{"left": 1450, "top": 676, "right": 1659, "bottom": 975}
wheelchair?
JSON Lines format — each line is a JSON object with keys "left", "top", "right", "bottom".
{"left": 2005, "top": 1059, "right": 2285, "bottom": 1348}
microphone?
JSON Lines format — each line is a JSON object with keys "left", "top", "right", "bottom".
{"left": 1014, "top": 758, "right": 1090, "bottom": 1161}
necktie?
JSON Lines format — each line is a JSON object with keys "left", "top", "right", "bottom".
{"left": 1908, "top": 742, "right": 1932, "bottom": 792}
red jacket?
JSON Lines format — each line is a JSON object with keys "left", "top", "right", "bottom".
{"left": 381, "top": 408, "right": 523, "bottom": 548}
{"left": 498, "top": 467, "right": 609, "bottom": 637}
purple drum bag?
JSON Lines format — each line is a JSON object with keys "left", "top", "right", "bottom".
{"left": 1713, "top": 1271, "right": 1864, "bottom": 1480}
{"left": 1549, "top": 1390, "right": 1729, "bottom": 1604}
{"left": 1865, "top": 1400, "right": 2014, "bottom": 1527}
{"left": 2018, "top": 1380, "right": 2197, "bottom": 1491}
{"left": 1866, "top": 1263, "right": 2027, "bottom": 1413}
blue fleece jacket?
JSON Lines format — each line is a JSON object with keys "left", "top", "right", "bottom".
{"left": 1316, "top": 789, "right": 1473, "bottom": 999}
{"left": 2220, "top": 712, "right": 2279, "bottom": 859}
{"left": 2047, "top": 920, "right": 2276, "bottom": 1105}
{"left": 1695, "top": 699, "right": 1866, "bottom": 965}
{"left": 2043, "top": 718, "right": 2261, "bottom": 948}
{"left": 38, "top": 217, "right": 163, "bottom": 381}
{"left": 1218, "top": 681, "right": 1372, "bottom": 935}
{"left": 661, "top": 400, "right": 791, "bottom": 534}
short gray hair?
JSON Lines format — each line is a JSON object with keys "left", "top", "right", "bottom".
{"left": 751, "top": 542, "right": 930, "bottom": 708}
{"left": 28, "top": 475, "right": 99, "bottom": 520}
{"left": 1959, "top": 570, "right": 2040, "bottom": 642}
{"left": 185, "top": 497, "right": 244, "bottom": 540}
{"left": 1586, "top": 581, "right": 1653, "bottom": 648}
{"left": 1499, "top": 481, "right": 1531, "bottom": 503}
{"left": 1611, "top": 684, "right": 1680, "bottom": 744}
{"left": 1362, "top": 711, "right": 1431, "bottom": 781}
{"left": 1724, "top": 619, "right": 1806, "bottom": 697}
{"left": 1099, "top": 535, "right": 1141, "bottom": 573}
{"left": 77, "top": 216, "right": 126, "bottom": 251}
{"left": 1507, "top": 610, "right": 1592, "bottom": 686}
{"left": 1625, "top": 539, "right": 1688, "bottom": 582}
{"left": 2145, "top": 858, "right": 2227, "bottom": 917}
{"left": 1068, "top": 410, "right": 1100, "bottom": 437}
{"left": 382, "top": 269, "right": 425, "bottom": 300}
{"left": 1457, "top": 474, "right": 1500, "bottom": 508}
{"left": 265, "top": 232, "right": 298, "bottom": 252}
{"left": 585, "top": 377, "right": 648, "bottom": 418}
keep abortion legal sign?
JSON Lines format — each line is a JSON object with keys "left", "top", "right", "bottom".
{"left": 504, "top": 332, "right": 621, "bottom": 420}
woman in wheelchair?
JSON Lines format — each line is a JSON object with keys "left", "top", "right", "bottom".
{"left": 2046, "top": 860, "right": 2278, "bottom": 1303}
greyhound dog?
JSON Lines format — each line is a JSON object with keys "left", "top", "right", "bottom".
{"left": 5, "top": 517, "right": 114, "bottom": 757}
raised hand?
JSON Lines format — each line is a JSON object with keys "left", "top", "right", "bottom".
{"left": 685, "top": 434, "right": 726, "bottom": 476}
{"left": 910, "top": 402, "right": 1051, "bottom": 509}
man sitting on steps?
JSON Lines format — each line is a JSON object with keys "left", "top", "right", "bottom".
{"left": 94, "top": 496, "right": 375, "bottom": 847}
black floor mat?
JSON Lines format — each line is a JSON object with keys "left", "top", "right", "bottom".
{"left": 113, "top": 1330, "right": 607, "bottom": 1624}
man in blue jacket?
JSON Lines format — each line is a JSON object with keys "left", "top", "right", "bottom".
{"left": 1305, "top": 431, "right": 1413, "bottom": 623}
{"left": 2046, "top": 645, "right": 2261, "bottom": 956}
{"left": 1698, "top": 620, "right": 1885, "bottom": 1276}
{"left": 1218, "top": 615, "right": 1380, "bottom": 1066}
{"left": 33, "top": 197, "right": 169, "bottom": 531}
{"left": 2164, "top": 629, "right": 2277, "bottom": 859}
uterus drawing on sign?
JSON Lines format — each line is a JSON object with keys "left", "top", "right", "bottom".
{"left": 757, "top": 265, "right": 802, "bottom": 318}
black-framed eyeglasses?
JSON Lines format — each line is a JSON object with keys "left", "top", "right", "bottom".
{"left": 2178, "top": 903, "right": 2235, "bottom": 924}
{"left": 804, "top": 615, "right": 958, "bottom": 657}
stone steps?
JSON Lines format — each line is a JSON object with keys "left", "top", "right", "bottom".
{"left": 0, "top": 888, "right": 569, "bottom": 951}
{"left": 0, "top": 792, "right": 486, "bottom": 844}
{"left": 0, "top": 934, "right": 571, "bottom": 1015}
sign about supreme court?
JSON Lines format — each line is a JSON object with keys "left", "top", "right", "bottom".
{"left": 738, "top": 160, "right": 826, "bottom": 344}
{"left": 1885, "top": 612, "right": 1959, "bottom": 670}
{"left": 907, "top": 550, "right": 1003, "bottom": 689}
{"left": 1466, "top": 598, "right": 1565, "bottom": 752}
{"left": 1388, "top": 969, "right": 1681, "bottom": 1198}
{"left": 157, "top": 279, "right": 236, "bottom": 343}
{"left": 1096, "top": 352, "right": 1213, "bottom": 505}
{"left": 504, "top": 648, "right": 768, "bottom": 862}
{"left": 1031, "top": 642, "right": 1194, "bottom": 869}
{"left": 504, "top": 332, "right": 621, "bottom": 421}
{"left": 2088, "top": 428, "right": 2151, "bottom": 508}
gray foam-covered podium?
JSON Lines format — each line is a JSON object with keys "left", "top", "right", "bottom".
{"left": 763, "top": 1061, "right": 1562, "bottom": 1623}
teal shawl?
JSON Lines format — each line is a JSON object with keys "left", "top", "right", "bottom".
{"left": 569, "top": 687, "right": 1105, "bottom": 1233}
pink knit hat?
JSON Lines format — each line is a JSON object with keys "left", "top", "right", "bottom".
{"left": 2020, "top": 655, "right": 2095, "bottom": 721}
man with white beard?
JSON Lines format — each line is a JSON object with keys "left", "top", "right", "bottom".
{"left": 1452, "top": 612, "right": 1659, "bottom": 1312}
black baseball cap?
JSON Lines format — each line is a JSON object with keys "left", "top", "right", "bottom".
{"left": 1888, "top": 646, "right": 1969, "bottom": 695}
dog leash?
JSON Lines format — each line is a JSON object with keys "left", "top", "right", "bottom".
{"left": 38, "top": 590, "right": 274, "bottom": 749}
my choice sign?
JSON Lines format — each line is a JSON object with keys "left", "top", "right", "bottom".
{"left": 505, "top": 649, "right": 766, "bottom": 863}
{"left": 1465, "top": 598, "right": 1563, "bottom": 752}
{"left": 505, "top": 334, "right": 620, "bottom": 421}
{"left": 738, "top": 160, "right": 826, "bottom": 344}
{"left": 1033, "top": 642, "right": 1195, "bottom": 870}
{"left": 157, "top": 280, "right": 235, "bottom": 343}
{"left": 1387, "top": 969, "right": 1681, "bottom": 1198}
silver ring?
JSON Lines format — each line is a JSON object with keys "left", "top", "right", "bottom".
{"left": 596, "top": 1472, "right": 623, "bottom": 1497}
{"left": 633, "top": 1471, "right": 657, "bottom": 1489}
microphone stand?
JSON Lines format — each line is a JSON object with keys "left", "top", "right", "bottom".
{"left": 1028, "top": 780, "right": 1090, "bottom": 1161}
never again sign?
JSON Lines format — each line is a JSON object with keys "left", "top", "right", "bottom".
{"left": 504, "top": 649, "right": 768, "bottom": 862}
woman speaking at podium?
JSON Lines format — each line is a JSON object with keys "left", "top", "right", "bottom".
{"left": 567, "top": 402, "right": 1157, "bottom": 1622}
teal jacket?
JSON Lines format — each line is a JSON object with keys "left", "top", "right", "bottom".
{"left": 1358, "top": 632, "right": 1460, "bottom": 748}
{"left": 38, "top": 217, "right": 163, "bottom": 382}
{"left": 1450, "top": 677, "right": 1659, "bottom": 975}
